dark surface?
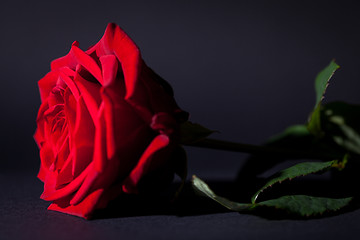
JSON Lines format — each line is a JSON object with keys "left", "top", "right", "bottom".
{"left": 1, "top": 171, "right": 360, "bottom": 240}
{"left": 1, "top": 0, "right": 360, "bottom": 239}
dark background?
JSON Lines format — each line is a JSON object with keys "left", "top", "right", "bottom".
{"left": 1, "top": 0, "right": 360, "bottom": 239}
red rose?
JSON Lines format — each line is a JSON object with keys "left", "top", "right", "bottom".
{"left": 34, "top": 23, "right": 187, "bottom": 219}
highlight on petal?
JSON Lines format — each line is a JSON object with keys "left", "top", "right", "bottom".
{"left": 112, "top": 26, "right": 140, "bottom": 100}
{"left": 38, "top": 71, "right": 59, "bottom": 102}
{"left": 72, "top": 44, "right": 104, "bottom": 84}
{"left": 92, "top": 102, "right": 107, "bottom": 173}
{"left": 101, "top": 89, "right": 116, "bottom": 160}
{"left": 74, "top": 71, "right": 102, "bottom": 123}
{"left": 40, "top": 162, "right": 93, "bottom": 201}
{"left": 100, "top": 55, "right": 118, "bottom": 87}
{"left": 70, "top": 96, "right": 95, "bottom": 177}
{"left": 70, "top": 168, "right": 100, "bottom": 205}
{"left": 59, "top": 71, "right": 80, "bottom": 101}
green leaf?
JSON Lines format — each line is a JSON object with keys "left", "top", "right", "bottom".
{"left": 314, "top": 60, "right": 339, "bottom": 107}
{"left": 192, "top": 176, "right": 352, "bottom": 217}
{"left": 307, "top": 105, "right": 323, "bottom": 137}
{"left": 251, "top": 160, "right": 337, "bottom": 203}
{"left": 192, "top": 175, "right": 252, "bottom": 211}
{"left": 307, "top": 60, "right": 340, "bottom": 137}
{"left": 268, "top": 124, "right": 310, "bottom": 144}
{"left": 322, "top": 101, "right": 360, "bottom": 155}
{"left": 180, "top": 121, "right": 215, "bottom": 144}
{"left": 257, "top": 195, "right": 352, "bottom": 217}
{"left": 333, "top": 125, "right": 360, "bottom": 155}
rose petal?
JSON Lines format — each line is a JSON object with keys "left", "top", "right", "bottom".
{"left": 92, "top": 102, "right": 107, "bottom": 173}
{"left": 100, "top": 55, "right": 118, "bottom": 87}
{"left": 101, "top": 89, "right": 116, "bottom": 160}
{"left": 64, "top": 90, "right": 92, "bottom": 178}
{"left": 141, "top": 67, "right": 180, "bottom": 114}
{"left": 59, "top": 70, "right": 80, "bottom": 101}
{"left": 48, "top": 188, "right": 104, "bottom": 219}
{"left": 74, "top": 72, "right": 101, "bottom": 124}
{"left": 94, "top": 181, "right": 124, "bottom": 210}
{"left": 53, "top": 133, "right": 69, "bottom": 171}
{"left": 72, "top": 45, "right": 104, "bottom": 84}
{"left": 38, "top": 71, "right": 59, "bottom": 102}
{"left": 122, "top": 134, "right": 170, "bottom": 194}
{"left": 111, "top": 25, "right": 153, "bottom": 123}
{"left": 55, "top": 151, "right": 74, "bottom": 188}
{"left": 34, "top": 102, "right": 49, "bottom": 147}
{"left": 51, "top": 41, "right": 79, "bottom": 71}
{"left": 40, "top": 162, "right": 93, "bottom": 201}
{"left": 71, "top": 97, "right": 95, "bottom": 177}
{"left": 70, "top": 168, "right": 100, "bottom": 205}
{"left": 92, "top": 23, "right": 116, "bottom": 57}
{"left": 70, "top": 148, "right": 121, "bottom": 206}
{"left": 39, "top": 143, "right": 54, "bottom": 173}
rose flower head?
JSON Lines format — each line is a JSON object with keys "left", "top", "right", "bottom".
{"left": 34, "top": 23, "right": 188, "bottom": 219}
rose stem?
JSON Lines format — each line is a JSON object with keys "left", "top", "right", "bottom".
{"left": 186, "top": 138, "right": 340, "bottom": 160}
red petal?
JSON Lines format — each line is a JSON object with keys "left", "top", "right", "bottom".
{"left": 51, "top": 41, "right": 79, "bottom": 71}
{"left": 122, "top": 134, "right": 170, "bottom": 194}
{"left": 141, "top": 67, "right": 180, "bottom": 114}
{"left": 55, "top": 151, "right": 74, "bottom": 187}
{"left": 72, "top": 45, "right": 103, "bottom": 84}
{"left": 38, "top": 71, "right": 59, "bottom": 102}
{"left": 48, "top": 188, "right": 104, "bottom": 219}
{"left": 92, "top": 102, "right": 107, "bottom": 173}
{"left": 59, "top": 69, "right": 80, "bottom": 101}
{"left": 100, "top": 55, "right": 118, "bottom": 87}
{"left": 40, "top": 162, "right": 92, "bottom": 201}
{"left": 70, "top": 168, "right": 100, "bottom": 205}
{"left": 71, "top": 97, "right": 95, "bottom": 177}
{"left": 101, "top": 89, "right": 116, "bottom": 160}
{"left": 91, "top": 23, "right": 116, "bottom": 57}
{"left": 74, "top": 72, "right": 101, "bottom": 124}
{"left": 112, "top": 25, "right": 152, "bottom": 123}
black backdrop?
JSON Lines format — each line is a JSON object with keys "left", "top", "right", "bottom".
{"left": 1, "top": 1, "right": 360, "bottom": 239}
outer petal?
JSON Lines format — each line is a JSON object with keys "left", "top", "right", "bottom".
{"left": 91, "top": 23, "right": 117, "bottom": 57}
{"left": 102, "top": 80, "right": 153, "bottom": 178}
{"left": 122, "top": 134, "right": 170, "bottom": 194}
{"left": 51, "top": 41, "right": 79, "bottom": 71}
{"left": 70, "top": 96, "right": 95, "bottom": 177}
{"left": 38, "top": 71, "right": 59, "bottom": 102}
{"left": 92, "top": 101, "right": 107, "bottom": 173}
{"left": 101, "top": 89, "right": 116, "bottom": 160}
{"left": 48, "top": 188, "right": 104, "bottom": 219}
{"left": 70, "top": 147, "right": 121, "bottom": 206}
{"left": 140, "top": 66, "right": 181, "bottom": 114}
{"left": 74, "top": 70, "right": 102, "bottom": 123}
{"left": 111, "top": 25, "right": 153, "bottom": 123}
{"left": 34, "top": 101, "right": 50, "bottom": 147}
{"left": 100, "top": 55, "right": 118, "bottom": 87}
{"left": 72, "top": 45, "right": 103, "bottom": 84}
{"left": 58, "top": 68, "right": 80, "bottom": 101}
{"left": 40, "top": 162, "right": 93, "bottom": 201}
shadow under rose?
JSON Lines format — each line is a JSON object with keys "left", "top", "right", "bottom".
{"left": 91, "top": 172, "right": 360, "bottom": 220}
{"left": 87, "top": 138, "right": 360, "bottom": 220}
{"left": 91, "top": 182, "right": 233, "bottom": 219}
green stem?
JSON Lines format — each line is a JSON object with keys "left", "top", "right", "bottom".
{"left": 186, "top": 138, "right": 339, "bottom": 160}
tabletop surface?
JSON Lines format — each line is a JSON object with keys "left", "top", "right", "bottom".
{"left": 1, "top": 167, "right": 359, "bottom": 240}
